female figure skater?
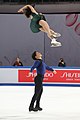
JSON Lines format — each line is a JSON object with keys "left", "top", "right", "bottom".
{"left": 18, "top": 5, "right": 61, "bottom": 47}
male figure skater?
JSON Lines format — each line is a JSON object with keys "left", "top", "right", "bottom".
{"left": 29, "top": 51, "right": 57, "bottom": 112}
{"left": 18, "top": 5, "right": 61, "bottom": 47}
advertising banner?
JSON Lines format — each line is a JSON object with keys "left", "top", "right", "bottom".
{"left": 18, "top": 69, "right": 80, "bottom": 83}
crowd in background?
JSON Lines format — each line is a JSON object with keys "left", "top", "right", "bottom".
{"left": 0, "top": 57, "right": 66, "bottom": 67}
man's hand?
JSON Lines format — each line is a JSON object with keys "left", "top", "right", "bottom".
{"left": 53, "top": 70, "right": 57, "bottom": 74}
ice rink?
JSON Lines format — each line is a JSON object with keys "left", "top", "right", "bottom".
{"left": 0, "top": 85, "right": 80, "bottom": 120}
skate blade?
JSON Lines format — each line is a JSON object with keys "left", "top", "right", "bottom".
{"left": 51, "top": 43, "right": 62, "bottom": 47}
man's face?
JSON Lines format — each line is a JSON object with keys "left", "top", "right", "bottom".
{"left": 35, "top": 52, "right": 42, "bottom": 59}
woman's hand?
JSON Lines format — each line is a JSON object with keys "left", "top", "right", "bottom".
{"left": 18, "top": 9, "right": 24, "bottom": 13}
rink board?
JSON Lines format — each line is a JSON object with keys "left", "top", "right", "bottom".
{"left": 0, "top": 66, "right": 80, "bottom": 86}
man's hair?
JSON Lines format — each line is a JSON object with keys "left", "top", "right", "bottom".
{"left": 23, "top": 6, "right": 32, "bottom": 18}
{"left": 32, "top": 51, "right": 37, "bottom": 60}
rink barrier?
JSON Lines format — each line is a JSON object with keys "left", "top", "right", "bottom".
{"left": 0, "top": 66, "right": 80, "bottom": 87}
{"left": 0, "top": 83, "right": 80, "bottom": 87}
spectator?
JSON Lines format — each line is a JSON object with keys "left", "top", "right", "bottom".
{"left": 13, "top": 57, "right": 23, "bottom": 66}
{"left": 0, "top": 61, "right": 3, "bottom": 66}
{"left": 58, "top": 58, "right": 66, "bottom": 67}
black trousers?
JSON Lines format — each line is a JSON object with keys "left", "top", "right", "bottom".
{"left": 29, "top": 74, "right": 44, "bottom": 108}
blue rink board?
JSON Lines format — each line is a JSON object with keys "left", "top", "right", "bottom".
{"left": 0, "top": 66, "right": 80, "bottom": 69}
{"left": 0, "top": 83, "right": 80, "bottom": 87}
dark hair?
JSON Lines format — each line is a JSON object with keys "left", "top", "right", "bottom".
{"left": 32, "top": 51, "right": 37, "bottom": 60}
{"left": 23, "top": 6, "right": 32, "bottom": 18}
{"left": 60, "top": 58, "right": 64, "bottom": 62}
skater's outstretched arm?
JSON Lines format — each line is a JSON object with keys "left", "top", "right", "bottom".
{"left": 18, "top": 5, "right": 38, "bottom": 14}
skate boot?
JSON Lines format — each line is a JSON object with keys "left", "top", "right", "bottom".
{"left": 29, "top": 107, "right": 38, "bottom": 112}
{"left": 51, "top": 32, "right": 61, "bottom": 38}
{"left": 51, "top": 38, "right": 62, "bottom": 47}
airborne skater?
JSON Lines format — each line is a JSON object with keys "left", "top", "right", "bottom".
{"left": 18, "top": 5, "right": 62, "bottom": 47}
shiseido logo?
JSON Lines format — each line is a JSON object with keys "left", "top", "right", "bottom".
{"left": 26, "top": 72, "right": 54, "bottom": 77}
{"left": 61, "top": 72, "right": 80, "bottom": 78}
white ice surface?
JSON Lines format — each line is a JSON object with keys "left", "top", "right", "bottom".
{"left": 0, "top": 86, "right": 80, "bottom": 120}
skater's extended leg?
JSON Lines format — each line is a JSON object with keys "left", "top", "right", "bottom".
{"left": 39, "top": 20, "right": 52, "bottom": 37}
{"left": 39, "top": 20, "right": 61, "bottom": 38}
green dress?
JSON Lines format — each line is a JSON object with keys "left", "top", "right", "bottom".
{"left": 30, "top": 12, "right": 46, "bottom": 33}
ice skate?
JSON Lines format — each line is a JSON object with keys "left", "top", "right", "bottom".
{"left": 51, "top": 38, "right": 62, "bottom": 47}
{"left": 51, "top": 32, "right": 61, "bottom": 38}
{"left": 35, "top": 107, "right": 43, "bottom": 111}
{"left": 29, "top": 107, "right": 38, "bottom": 112}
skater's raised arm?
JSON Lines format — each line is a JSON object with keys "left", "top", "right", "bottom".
{"left": 18, "top": 5, "right": 37, "bottom": 14}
